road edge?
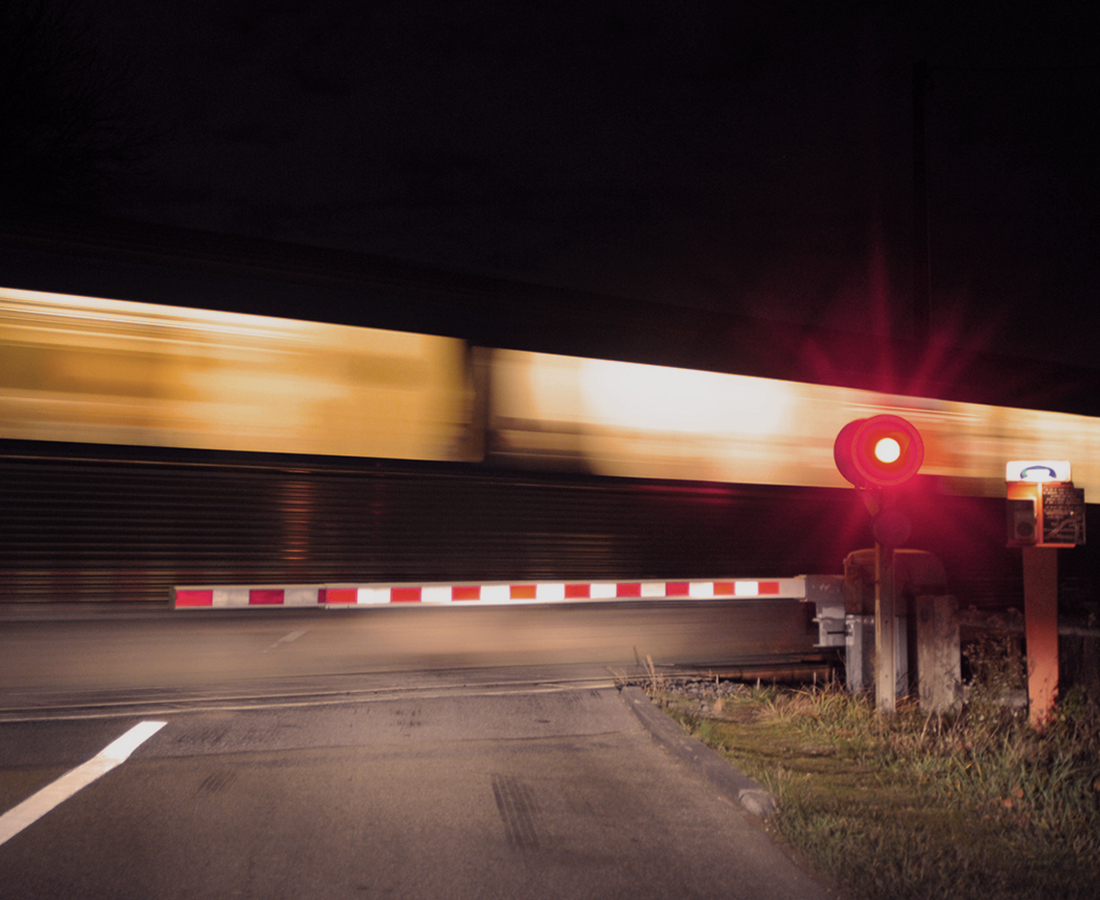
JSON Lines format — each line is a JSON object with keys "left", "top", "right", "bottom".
{"left": 619, "top": 685, "right": 777, "bottom": 817}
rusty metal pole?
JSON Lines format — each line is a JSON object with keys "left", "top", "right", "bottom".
{"left": 875, "top": 540, "right": 898, "bottom": 714}
{"left": 1022, "top": 545, "right": 1059, "bottom": 728}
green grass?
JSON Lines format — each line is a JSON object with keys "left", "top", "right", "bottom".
{"left": 652, "top": 681, "right": 1100, "bottom": 900}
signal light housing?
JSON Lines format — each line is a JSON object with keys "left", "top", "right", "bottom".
{"left": 834, "top": 415, "right": 924, "bottom": 488}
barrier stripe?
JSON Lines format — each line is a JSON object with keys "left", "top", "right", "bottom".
{"left": 214, "top": 588, "right": 249, "bottom": 608}
{"left": 284, "top": 587, "right": 321, "bottom": 607}
{"left": 173, "top": 578, "right": 807, "bottom": 608}
{"left": 174, "top": 589, "right": 213, "bottom": 607}
{"left": 422, "top": 586, "right": 451, "bottom": 603}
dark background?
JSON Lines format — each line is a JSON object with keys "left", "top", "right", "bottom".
{"left": 4, "top": 0, "right": 1098, "bottom": 368}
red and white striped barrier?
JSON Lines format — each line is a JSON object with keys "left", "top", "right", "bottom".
{"left": 172, "top": 578, "right": 809, "bottom": 609}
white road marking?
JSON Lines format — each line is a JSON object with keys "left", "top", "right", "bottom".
{"left": 264, "top": 629, "right": 308, "bottom": 652}
{"left": 0, "top": 720, "right": 166, "bottom": 846}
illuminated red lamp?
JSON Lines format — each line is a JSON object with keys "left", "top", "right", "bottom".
{"left": 834, "top": 415, "right": 924, "bottom": 488}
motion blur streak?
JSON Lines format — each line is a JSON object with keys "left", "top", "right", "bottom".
{"left": 490, "top": 349, "right": 1100, "bottom": 497}
{"left": 4, "top": 287, "right": 1100, "bottom": 500}
{"left": 0, "top": 287, "right": 471, "bottom": 461}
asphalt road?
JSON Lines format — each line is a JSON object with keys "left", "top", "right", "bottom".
{"left": 0, "top": 600, "right": 817, "bottom": 717}
{"left": 0, "top": 675, "right": 831, "bottom": 900}
{"left": 0, "top": 603, "right": 832, "bottom": 898}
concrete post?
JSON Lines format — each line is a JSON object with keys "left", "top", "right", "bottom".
{"left": 915, "top": 595, "right": 960, "bottom": 713}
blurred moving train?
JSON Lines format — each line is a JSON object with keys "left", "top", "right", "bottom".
{"left": 2, "top": 285, "right": 1097, "bottom": 605}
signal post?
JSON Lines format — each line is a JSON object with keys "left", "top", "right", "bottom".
{"left": 834, "top": 415, "right": 925, "bottom": 714}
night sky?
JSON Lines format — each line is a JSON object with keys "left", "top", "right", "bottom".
{"left": 12, "top": 1, "right": 1100, "bottom": 368}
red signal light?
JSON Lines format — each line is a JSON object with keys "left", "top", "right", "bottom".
{"left": 873, "top": 437, "right": 901, "bottom": 463}
{"left": 834, "top": 415, "right": 924, "bottom": 488}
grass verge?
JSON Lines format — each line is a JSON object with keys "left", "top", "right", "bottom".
{"left": 650, "top": 680, "right": 1100, "bottom": 900}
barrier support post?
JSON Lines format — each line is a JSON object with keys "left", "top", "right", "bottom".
{"left": 875, "top": 541, "right": 898, "bottom": 714}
